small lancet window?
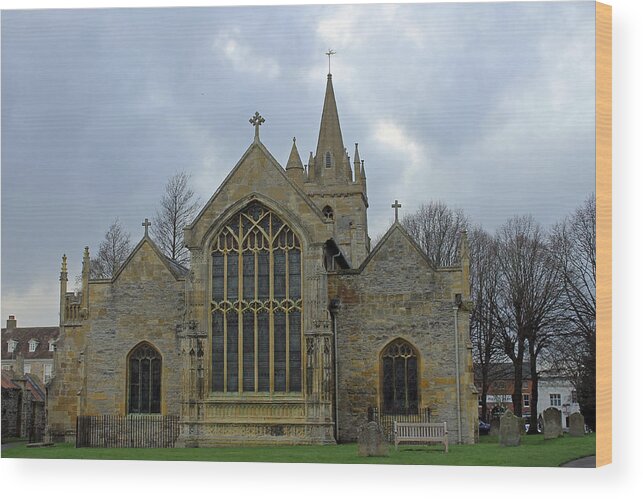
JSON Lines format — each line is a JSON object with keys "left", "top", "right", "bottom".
{"left": 322, "top": 206, "right": 334, "bottom": 221}
{"left": 128, "top": 342, "right": 162, "bottom": 414}
{"left": 325, "top": 152, "right": 332, "bottom": 168}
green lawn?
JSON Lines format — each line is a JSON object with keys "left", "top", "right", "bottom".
{"left": 1, "top": 433, "right": 595, "bottom": 467}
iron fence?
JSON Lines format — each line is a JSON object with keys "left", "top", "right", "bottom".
{"left": 368, "top": 406, "right": 431, "bottom": 443}
{"left": 76, "top": 415, "right": 180, "bottom": 448}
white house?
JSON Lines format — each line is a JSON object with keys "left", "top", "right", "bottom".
{"left": 537, "top": 377, "right": 580, "bottom": 430}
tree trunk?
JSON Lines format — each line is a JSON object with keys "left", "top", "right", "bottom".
{"left": 512, "top": 346, "right": 524, "bottom": 417}
{"left": 528, "top": 339, "right": 539, "bottom": 434}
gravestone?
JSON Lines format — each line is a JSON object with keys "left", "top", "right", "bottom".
{"left": 489, "top": 417, "right": 500, "bottom": 436}
{"left": 498, "top": 410, "right": 522, "bottom": 447}
{"left": 543, "top": 407, "right": 563, "bottom": 440}
{"left": 357, "top": 421, "right": 389, "bottom": 457}
{"left": 569, "top": 412, "right": 585, "bottom": 437}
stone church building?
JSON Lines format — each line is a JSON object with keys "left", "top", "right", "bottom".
{"left": 47, "top": 70, "right": 478, "bottom": 446}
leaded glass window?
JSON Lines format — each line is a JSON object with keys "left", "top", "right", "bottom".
{"left": 211, "top": 202, "right": 303, "bottom": 393}
{"left": 381, "top": 339, "right": 419, "bottom": 415}
{"left": 128, "top": 342, "right": 162, "bottom": 414}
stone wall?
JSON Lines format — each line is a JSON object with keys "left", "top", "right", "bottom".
{"left": 83, "top": 240, "right": 185, "bottom": 417}
{"left": 48, "top": 239, "right": 185, "bottom": 441}
{"left": 1, "top": 388, "right": 20, "bottom": 438}
{"left": 329, "top": 224, "right": 477, "bottom": 444}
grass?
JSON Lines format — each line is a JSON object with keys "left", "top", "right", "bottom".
{"left": 1, "top": 433, "right": 595, "bottom": 467}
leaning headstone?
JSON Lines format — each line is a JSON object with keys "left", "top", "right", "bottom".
{"left": 499, "top": 410, "right": 522, "bottom": 447}
{"left": 569, "top": 412, "right": 586, "bottom": 437}
{"left": 489, "top": 417, "right": 500, "bottom": 437}
{"left": 543, "top": 407, "right": 563, "bottom": 440}
{"left": 357, "top": 421, "right": 389, "bottom": 457}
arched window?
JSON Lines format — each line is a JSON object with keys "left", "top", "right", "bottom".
{"left": 128, "top": 342, "right": 162, "bottom": 414}
{"left": 211, "top": 202, "right": 302, "bottom": 394}
{"left": 381, "top": 339, "right": 419, "bottom": 415}
{"left": 325, "top": 152, "right": 332, "bottom": 168}
{"left": 322, "top": 205, "right": 334, "bottom": 221}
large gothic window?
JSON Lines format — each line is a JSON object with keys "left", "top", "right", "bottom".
{"left": 381, "top": 339, "right": 419, "bottom": 415}
{"left": 211, "top": 202, "right": 303, "bottom": 394}
{"left": 128, "top": 342, "right": 162, "bottom": 414}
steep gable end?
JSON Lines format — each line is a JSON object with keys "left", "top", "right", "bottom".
{"left": 186, "top": 141, "right": 326, "bottom": 247}
{"left": 360, "top": 222, "right": 436, "bottom": 275}
{"left": 111, "top": 237, "right": 187, "bottom": 284}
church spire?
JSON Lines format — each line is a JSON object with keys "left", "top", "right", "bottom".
{"left": 314, "top": 70, "right": 350, "bottom": 183}
{"left": 286, "top": 137, "right": 305, "bottom": 185}
{"left": 353, "top": 143, "right": 362, "bottom": 183}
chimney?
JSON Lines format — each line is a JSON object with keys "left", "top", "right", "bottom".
{"left": 6, "top": 315, "right": 17, "bottom": 329}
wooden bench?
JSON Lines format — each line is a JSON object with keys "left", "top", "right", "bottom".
{"left": 393, "top": 421, "right": 449, "bottom": 452}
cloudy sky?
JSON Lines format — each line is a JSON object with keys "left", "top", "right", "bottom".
{"left": 1, "top": 2, "right": 596, "bottom": 326}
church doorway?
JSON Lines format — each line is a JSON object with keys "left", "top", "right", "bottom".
{"left": 127, "top": 342, "right": 162, "bottom": 414}
{"left": 380, "top": 339, "right": 419, "bottom": 415}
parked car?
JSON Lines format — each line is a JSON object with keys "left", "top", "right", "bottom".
{"left": 479, "top": 420, "right": 491, "bottom": 435}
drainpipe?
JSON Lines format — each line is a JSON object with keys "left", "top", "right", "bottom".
{"left": 329, "top": 299, "right": 341, "bottom": 442}
{"left": 453, "top": 295, "right": 463, "bottom": 444}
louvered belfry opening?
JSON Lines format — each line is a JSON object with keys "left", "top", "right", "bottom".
{"left": 210, "top": 202, "right": 303, "bottom": 394}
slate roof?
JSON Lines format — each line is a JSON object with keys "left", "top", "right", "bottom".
{"left": 163, "top": 255, "right": 189, "bottom": 278}
{"left": 24, "top": 373, "right": 46, "bottom": 402}
{"left": 1, "top": 326, "right": 60, "bottom": 361}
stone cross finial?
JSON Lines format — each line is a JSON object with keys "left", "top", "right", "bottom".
{"left": 391, "top": 200, "right": 402, "bottom": 222}
{"left": 325, "top": 49, "right": 336, "bottom": 74}
{"left": 249, "top": 112, "right": 265, "bottom": 141}
{"left": 142, "top": 218, "right": 151, "bottom": 237}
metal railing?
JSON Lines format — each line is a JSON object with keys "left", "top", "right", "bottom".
{"left": 368, "top": 406, "right": 431, "bottom": 443}
{"left": 76, "top": 415, "right": 180, "bottom": 448}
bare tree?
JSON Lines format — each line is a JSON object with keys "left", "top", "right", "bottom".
{"left": 494, "top": 215, "right": 561, "bottom": 429}
{"left": 469, "top": 227, "right": 505, "bottom": 422}
{"left": 90, "top": 218, "right": 133, "bottom": 279}
{"left": 401, "top": 200, "right": 470, "bottom": 267}
{"left": 152, "top": 171, "right": 200, "bottom": 266}
{"left": 549, "top": 194, "right": 596, "bottom": 429}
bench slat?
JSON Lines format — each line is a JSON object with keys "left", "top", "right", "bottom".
{"left": 393, "top": 422, "right": 449, "bottom": 453}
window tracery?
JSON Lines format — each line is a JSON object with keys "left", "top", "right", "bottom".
{"left": 128, "top": 342, "right": 162, "bottom": 414}
{"left": 210, "top": 202, "right": 303, "bottom": 394}
{"left": 381, "top": 339, "right": 419, "bottom": 415}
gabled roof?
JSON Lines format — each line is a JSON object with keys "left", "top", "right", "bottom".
{"left": 24, "top": 373, "right": 46, "bottom": 402}
{"left": 358, "top": 221, "right": 438, "bottom": 273}
{"left": 1, "top": 326, "right": 59, "bottom": 360}
{"left": 110, "top": 235, "right": 188, "bottom": 283}
{"left": 186, "top": 140, "right": 326, "bottom": 236}
{"left": 1, "top": 370, "right": 20, "bottom": 390}
{"left": 0, "top": 371, "right": 46, "bottom": 402}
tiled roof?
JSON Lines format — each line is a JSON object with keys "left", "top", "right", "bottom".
{"left": 1, "top": 326, "right": 60, "bottom": 360}
{"left": 1, "top": 370, "right": 20, "bottom": 390}
{"left": 0, "top": 371, "right": 46, "bottom": 402}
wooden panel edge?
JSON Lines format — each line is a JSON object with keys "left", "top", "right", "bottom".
{"left": 595, "top": 0, "right": 612, "bottom": 468}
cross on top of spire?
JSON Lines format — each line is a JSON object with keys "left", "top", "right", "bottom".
{"left": 391, "top": 200, "right": 402, "bottom": 222}
{"left": 249, "top": 111, "right": 265, "bottom": 142}
{"left": 142, "top": 218, "right": 151, "bottom": 237}
{"left": 325, "top": 49, "right": 336, "bottom": 75}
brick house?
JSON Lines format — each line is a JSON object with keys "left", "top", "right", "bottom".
{"left": 2, "top": 315, "right": 59, "bottom": 383}
{"left": 474, "top": 362, "right": 533, "bottom": 421}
